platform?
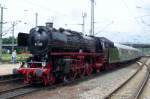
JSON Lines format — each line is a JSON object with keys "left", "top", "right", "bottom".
{"left": 0, "top": 64, "right": 20, "bottom": 76}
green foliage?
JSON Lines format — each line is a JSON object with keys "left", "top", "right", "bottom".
{"left": 2, "top": 37, "right": 29, "bottom": 54}
{"left": 1, "top": 53, "right": 32, "bottom": 62}
{"left": 2, "top": 37, "right": 17, "bottom": 44}
{"left": 2, "top": 49, "right": 8, "bottom": 54}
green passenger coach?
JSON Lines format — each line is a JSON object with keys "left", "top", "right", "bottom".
{"left": 108, "top": 43, "right": 141, "bottom": 63}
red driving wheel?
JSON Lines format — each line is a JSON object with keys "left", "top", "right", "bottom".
{"left": 86, "top": 64, "right": 93, "bottom": 76}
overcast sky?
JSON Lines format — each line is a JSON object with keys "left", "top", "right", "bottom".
{"left": 1, "top": 0, "right": 150, "bottom": 43}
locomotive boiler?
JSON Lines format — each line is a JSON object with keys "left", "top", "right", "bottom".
{"left": 18, "top": 23, "right": 104, "bottom": 56}
{"left": 15, "top": 22, "right": 142, "bottom": 85}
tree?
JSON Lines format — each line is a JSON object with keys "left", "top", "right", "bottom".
{"left": 2, "top": 37, "right": 17, "bottom": 44}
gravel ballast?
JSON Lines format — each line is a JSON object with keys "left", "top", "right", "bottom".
{"left": 17, "top": 58, "right": 148, "bottom": 99}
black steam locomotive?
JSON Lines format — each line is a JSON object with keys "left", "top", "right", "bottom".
{"left": 16, "top": 22, "right": 141, "bottom": 85}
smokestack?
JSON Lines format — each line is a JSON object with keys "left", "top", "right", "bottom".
{"left": 46, "top": 22, "right": 53, "bottom": 29}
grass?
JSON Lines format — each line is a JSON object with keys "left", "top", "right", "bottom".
{"left": 1, "top": 53, "right": 32, "bottom": 62}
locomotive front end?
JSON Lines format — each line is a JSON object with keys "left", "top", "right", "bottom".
{"left": 18, "top": 22, "right": 53, "bottom": 56}
{"left": 16, "top": 24, "right": 56, "bottom": 85}
{"left": 14, "top": 62, "right": 55, "bottom": 85}
{"left": 28, "top": 26, "right": 51, "bottom": 56}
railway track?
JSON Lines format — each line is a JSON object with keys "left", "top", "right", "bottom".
{"left": 0, "top": 74, "right": 23, "bottom": 84}
{"left": 0, "top": 58, "right": 147, "bottom": 99}
{"left": 132, "top": 68, "right": 150, "bottom": 99}
{"left": 0, "top": 84, "right": 38, "bottom": 99}
{"left": 138, "top": 67, "right": 150, "bottom": 98}
{"left": 0, "top": 74, "right": 18, "bottom": 81}
{"left": 0, "top": 71, "right": 105, "bottom": 99}
{"left": 104, "top": 58, "right": 150, "bottom": 99}
{"left": 0, "top": 76, "right": 92, "bottom": 99}
{"left": 0, "top": 64, "right": 122, "bottom": 99}
{"left": 0, "top": 78, "right": 23, "bottom": 84}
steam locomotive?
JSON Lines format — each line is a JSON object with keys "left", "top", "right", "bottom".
{"left": 14, "top": 22, "right": 142, "bottom": 85}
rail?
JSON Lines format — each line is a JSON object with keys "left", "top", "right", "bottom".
{"left": 104, "top": 58, "right": 149, "bottom": 99}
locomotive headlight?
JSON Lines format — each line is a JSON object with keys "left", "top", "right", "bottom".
{"left": 42, "top": 62, "right": 46, "bottom": 67}
{"left": 24, "top": 63, "right": 28, "bottom": 67}
{"left": 19, "top": 62, "right": 26, "bottom": 68}
{"left": 19, "top": 62, "right": 22, "bottom": 66}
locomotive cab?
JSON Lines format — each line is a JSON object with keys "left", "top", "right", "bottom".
{"left": 98, "top": 37, "right": 114, "bottom": 59}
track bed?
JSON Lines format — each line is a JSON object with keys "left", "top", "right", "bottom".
{"left": 14, "top": 58, "right": 148, "bottom": 99}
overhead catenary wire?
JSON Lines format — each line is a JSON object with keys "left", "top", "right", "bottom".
{"left": 18, "top": 0, "right": 71, "bottom": 18}
{"left": 137, "top": 0, "right": 146, "bottom": 5}
{"left": 120, "top": 0, "right": 146, "bottom": 33}
{"left": 95, "top": 21, "right": 114, "bottom": 35}
{"left": 2, "top": 26, "right": 13, "bottom": 36}
{"left": 121, "top": 0, "right": 142, "bottom": 24}
{"left": 136, "top": 6, "right": 150, "bottom": 27}
{"left": 93, "top": 0, "right": 148, "bottom": 36}
{"left": 17, "top": 0, "right": 85, "bottom": 30}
